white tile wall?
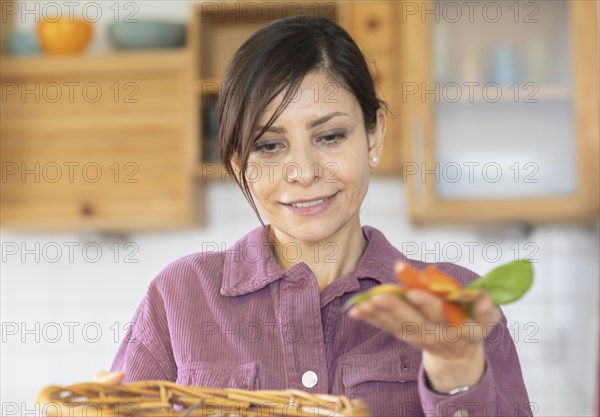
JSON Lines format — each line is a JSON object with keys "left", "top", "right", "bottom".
{"left": 1, "top": 179, "right": 598, "bottom": 416}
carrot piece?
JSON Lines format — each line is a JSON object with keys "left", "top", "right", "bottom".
{"left": 420, "top": 266, "right": 461, "bottom": 289}
{"left": 394, "top": 262, "right": 427, "bottom": 290}
{"left": 442, "top": 301, "right": 468, "bottom": 326}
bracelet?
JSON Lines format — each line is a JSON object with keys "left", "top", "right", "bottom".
{"left": 426, "top": 374, "right": 472, "bottom": 396}
{"left": 445, "top": 385, "right": 471, "bottom": 395}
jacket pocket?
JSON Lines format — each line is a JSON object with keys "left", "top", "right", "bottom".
{"left": 342, "top": 353, "right": 420, "bottom": 416}
{"left": 177, "top": 361, "right": 259, "bottom": 390}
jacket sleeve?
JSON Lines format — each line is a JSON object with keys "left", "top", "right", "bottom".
{"left": 110, "top": 279, "right": 178, "bottom": 383}
{"left": 417, "top": 309, "right": 533, "bottom": 416}
{"left": 415, "top": 261, "right": 534, "bottom": 417}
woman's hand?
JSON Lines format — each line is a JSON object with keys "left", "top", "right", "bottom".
{"left": 93, "top": 370, "right": 125, "bottom": 385}
{"left": 348, "top": 288, "right": 500, "bottom": 392}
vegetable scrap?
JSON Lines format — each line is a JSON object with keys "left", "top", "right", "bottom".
{"left": 342, "top": 260, "right": 533, "bottom": 326}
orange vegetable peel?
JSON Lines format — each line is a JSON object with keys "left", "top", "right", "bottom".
{"left": 343, "top": 262, "right": 483, "bottom": 326}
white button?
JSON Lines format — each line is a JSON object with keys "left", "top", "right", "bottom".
{"left": 453, "top": 411, "right": 469, "bottom": 417}
{"left": 301, "top": 371, "right": 318, "bottom": 388}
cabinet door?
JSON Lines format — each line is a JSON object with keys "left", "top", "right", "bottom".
{"left": 0, "top": 52, "right": 193, "bottom": 231}
{"left": 400, "top": 0, "right": 598, "bottom": 224}
{"left": 191, "top": 1, "right": 351, "bottom": 181}
{"left": 346, "top": 1, "right": 402, "bottom": 175}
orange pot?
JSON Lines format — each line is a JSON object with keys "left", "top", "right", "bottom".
{"left": 38, "top": 18, "right": 93, "bottom": 54}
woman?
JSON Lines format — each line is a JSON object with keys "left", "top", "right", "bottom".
{"left": 98, "top": 16, "right": 533, "bottom": 416}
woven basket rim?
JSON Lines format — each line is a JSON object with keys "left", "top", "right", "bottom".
{"left": 37, "top": 381, "right": 371, "bottom": 417}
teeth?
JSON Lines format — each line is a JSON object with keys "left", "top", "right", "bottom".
{"left": 292, "top": 198, "right": 326, "bottom": 208}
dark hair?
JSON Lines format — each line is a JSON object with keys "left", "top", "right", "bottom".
{"left": 217, "top": 15, "right": 386, "bottom": 226}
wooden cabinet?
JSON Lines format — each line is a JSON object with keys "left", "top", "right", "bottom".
{"left": 6, "top": 1, "right": 590, "bottom": 230}
{"left": 190, "top": 1, "right": 403, "bottom": 181}
{"left": 345, "top": 1, "right": 402, "bottom": 175}
{"left": 0, "top": 51, "right": 197, "bottom": 231}
{"left": 399, "top": 0, "right": 599, "bottom": 224}
{"left": 1, "top": 1, "right": 404, "bottom": 232}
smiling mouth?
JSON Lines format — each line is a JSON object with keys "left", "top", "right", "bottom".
{"left": 291, "top": 198, "right": 327, "bottom": 208}
{"left": 286, "top": 193, "right": 337, "bottom": 208}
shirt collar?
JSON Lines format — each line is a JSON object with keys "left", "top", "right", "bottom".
{"left": 220, "top": 225, "right": 407, "bottom": 297}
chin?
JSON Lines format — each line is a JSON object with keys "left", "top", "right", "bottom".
{"left": 277, "top": 221, "right": 338, "bottom": 244}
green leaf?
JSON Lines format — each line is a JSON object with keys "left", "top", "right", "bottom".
{"left": 466, "top": 260, "right": 534, "bottom": 305}
{"left": 340, "top": 292, "right": 373, "bottom": 312}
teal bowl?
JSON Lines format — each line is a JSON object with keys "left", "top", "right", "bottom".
{"left": 108, "top": 21, "right": 186, "bottom": 50}
{"left": 8, "top": 31, "right": 41, "bottom": 55}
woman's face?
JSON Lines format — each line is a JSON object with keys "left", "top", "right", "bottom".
{"left": 244, "top": 70, "right": 385, "bottom": 245}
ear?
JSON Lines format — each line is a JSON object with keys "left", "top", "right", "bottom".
{"left": 367, "top": 109, "right": 386, "bottom": 168}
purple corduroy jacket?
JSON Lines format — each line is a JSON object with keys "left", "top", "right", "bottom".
{"left": 111, "top": 225, "right": 533, "bottom": 416}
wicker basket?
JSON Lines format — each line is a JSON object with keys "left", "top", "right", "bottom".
{"left": 37, "top": 381, "right": 371, "bottom": 417}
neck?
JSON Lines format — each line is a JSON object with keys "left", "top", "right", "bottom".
{"left": 268, "top": 219, "right": 368, "bottom": 291}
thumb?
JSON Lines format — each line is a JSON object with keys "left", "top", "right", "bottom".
{"left": 471, "top": 293, "right": 500, "bottom": 334}
{"left": 94, "top": 370, "right": 125, "bottom": 385}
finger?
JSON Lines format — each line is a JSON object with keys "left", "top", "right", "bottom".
{"left": 405, "top": 289, "right": 445, "bottom": 323}
{"left": 348, "top": 294, "right": 393, "bottom": 321}
{"left": 472, "top": 293, "right": 501, "bottom": 330}
{"left": 94, "top": 370, "right": 124, "bottom": 385}
{"left": 357, "top": 292, "right": 425, "bottom": 323}
{"left": 94, "top": 371, "right": 109, "bottom": 382}
{"left": 350, "top": 293, "right": 429, "bottom": 342}
{"left": 394, "top": 261, "right": 406, "bottom": 275}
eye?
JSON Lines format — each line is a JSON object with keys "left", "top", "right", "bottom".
{"left": 254, "top": 141, "right": 284, "bottom": 155}
{"left": 317, "top": 132, "right": 347, "bottom": 145}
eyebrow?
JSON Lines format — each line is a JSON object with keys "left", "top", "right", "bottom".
{"left": 256, "top": 112, "right": 349, "bottom": 133}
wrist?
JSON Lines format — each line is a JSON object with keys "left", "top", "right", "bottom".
{"left": 422, "top": 345, "right": 485, "bottom": 393}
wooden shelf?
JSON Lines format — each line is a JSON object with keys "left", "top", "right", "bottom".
{"left": 409, "top": 196, "right": 599, "bottom": 225}
{"left": 0, "top": 50, "right": 188, "bottom": 76}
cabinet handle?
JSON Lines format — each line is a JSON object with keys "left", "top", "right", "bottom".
{"left": 80, "top": 203, "right": 94, "bottom": 217}
{"left": 412, "top": 120, "right": 425, "bottom": 197}
{"left": 366, "top": 17, "right": 381, "bottom": 31}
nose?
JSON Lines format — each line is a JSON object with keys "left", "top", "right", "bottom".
{"left": 284, "top": 146, "right": 323, "bottom": 186}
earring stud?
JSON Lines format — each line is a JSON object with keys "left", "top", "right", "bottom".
{"left": 371, "top": 156, "right": 379, "bottom": 164}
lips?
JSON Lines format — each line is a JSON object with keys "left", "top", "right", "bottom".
{"left": 290, "top": 197, "right": 327, "bottom": 208}
{"left": 284, "top": 193, "right": 337, "bottom": 207}
{"left": 282, "top": 192, "right": 339, "bottom": 216}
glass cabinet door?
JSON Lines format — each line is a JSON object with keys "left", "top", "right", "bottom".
{"left": 434, "top": 1, "right": 574, "bottom": 199}
{"left": 400, "top": 0, "right": 598, "bottom": 223}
